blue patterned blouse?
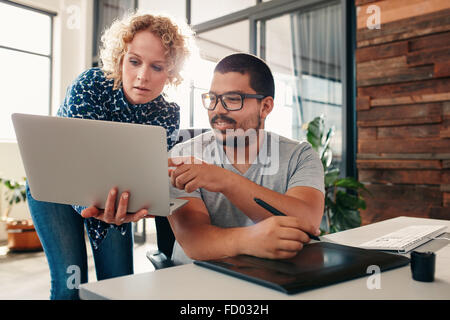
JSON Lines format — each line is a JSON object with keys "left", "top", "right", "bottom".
{"left": 57, "top": 67, "right": 180, "bottom": 249}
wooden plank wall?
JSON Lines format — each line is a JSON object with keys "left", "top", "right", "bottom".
{"left": 355, "top": 0, "right": 450, "bottom": 225}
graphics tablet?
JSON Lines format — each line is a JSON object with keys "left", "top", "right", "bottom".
{"left": 194, "top": 242, "right": 410, "bottom": 294}
{"left": 12, "top": 113, "right": 187, "bottom": 215}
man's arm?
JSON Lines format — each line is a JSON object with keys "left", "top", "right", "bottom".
{"left": 169, "top": 157, "right": 323, "bottom": 234}
{"left": 221, "top": 173, "right": 324, "bottom": 231}
{"left": 168, "top": 197, "right": 312, "bottom": 261}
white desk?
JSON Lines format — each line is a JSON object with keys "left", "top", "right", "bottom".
{"left": 79, "top": 217, "right": 450, "bottom": 300}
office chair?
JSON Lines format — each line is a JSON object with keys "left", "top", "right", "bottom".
{"left": 146, "top": 128, "right": 210, "bottom": 270}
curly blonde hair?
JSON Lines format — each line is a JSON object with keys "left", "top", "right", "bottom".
{"left": 99, "top": 12, "right": 194, "bottom": 90}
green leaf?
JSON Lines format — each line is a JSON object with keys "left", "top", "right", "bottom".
{"left": 325, "top": 196, "right": 336, "bottom": 212}
{"left": 324, "top": 126, "right": 335, "bottom": 145}
{"left": 306, "top": 116, "right": 324, "bottom": 151}
{"left": 320, "top": 127, "right": 335, "bottom": 157}
{"left": 325, "top": 168, "right": 340, "bottom": 187}
{"left": 306, "top": 130, "right": 320, "bottom": 150}
{"left": 5, "top": 180, "right": 14, "bottom": 190}
{"left": 307, "top": 133, "right": 319, "bottom": 151}
{"left": 1, "top": 177, "right": 27, "bottom": 211}
{"left": 341, "top": 210, "right": 361, "bottom": 229}
{"left": 329, "top": 225, "right": 339, "bottom": 234}
{"left": 336, "top": 192, "right": 357, "bottom": 209}
{"left": 330, "top": 206, "right": 361, "bottom": 232}
{"left": 336, "top": 191, "right": 366, "bottom": 210}
{"left": 322, "top": 149, "right": 333, "bottom": 169}
{"left": 304, "top": 116, "right": 367, "bottom": 234}
{"left": 335, "top": 177, "right": 371, "bottom": 195}
{"left": 335, "top": 177, "right": 362, "bottom": 189}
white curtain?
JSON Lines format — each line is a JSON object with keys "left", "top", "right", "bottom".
{"left": 290, "top": 2, "right": 343, "bottom": 160}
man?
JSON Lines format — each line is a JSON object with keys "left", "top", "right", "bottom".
{"left": 168, "top": 53, "right": 324, "bottom": 265}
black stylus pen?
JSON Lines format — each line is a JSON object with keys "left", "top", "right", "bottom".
{"left": 254, "top": 197, "right": 321, "bottom": 241}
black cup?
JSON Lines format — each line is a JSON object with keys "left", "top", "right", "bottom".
{"left": 410, "top": 251, "right": 435, "bottom": 282}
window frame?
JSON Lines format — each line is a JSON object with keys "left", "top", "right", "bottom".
{"left": 92, "top": 0, "right": 138, "bottom": 66}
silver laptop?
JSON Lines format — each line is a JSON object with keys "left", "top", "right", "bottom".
{"left": 12, "top": 113, "right": 187, "bottom": 215}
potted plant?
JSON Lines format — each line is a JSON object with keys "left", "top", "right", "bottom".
{"left": 0, "top": 177, "right": 42, "bottom": 252}
{"left": 306, "top": 115, "right": 370, "bottom": 234}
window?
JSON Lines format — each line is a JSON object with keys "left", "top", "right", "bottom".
{"left": 137, "top": 0, "right": 355, "bottom": 176}
{"left": 263, "top": 3, "right": 344, "bottom": 166}
{"left": 189, "top": 0, "right": 354, "bottom": 176}
{"left": 0, "top": 0, "right": 54, "bottom": 141}
{"left": 167, "top": 20, "right": 249, "bottom": 129}
{"left": 191, "top": 21, "right": 249, "bottom": 128}
{"left": 93, "top": 0, "right": 137, "bottom": 66}
{"left": 191, "top": 0, "right": 256, "bottom": 25}
{"left": 196, "top": 20, "right": 249, "bottom": 61}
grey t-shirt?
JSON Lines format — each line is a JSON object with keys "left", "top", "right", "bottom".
{"left": 168, "top": 130, "right": 324, "bottom": 265}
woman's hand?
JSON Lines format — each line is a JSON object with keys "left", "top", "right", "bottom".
{"left": 81, "top": 187, "right": 150, "bottom": 225}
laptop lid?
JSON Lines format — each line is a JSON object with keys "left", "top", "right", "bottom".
{"left": 12, "top": 113, "right": 182, "bottom": 215}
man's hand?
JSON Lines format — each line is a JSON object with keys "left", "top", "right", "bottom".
{"left": 168, "top": 157, "right": 230, "bottom": 193}
{"left": 242, "top": 216, "right": 320, "bottom": 259}
{"left": 81, "top": 187, "right": 150, "bottom": 225}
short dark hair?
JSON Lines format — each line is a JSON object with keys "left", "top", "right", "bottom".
{"left": 214, "top": 53, "right": 275, "bottom": 99}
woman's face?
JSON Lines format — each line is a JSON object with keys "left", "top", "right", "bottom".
{"left": 122, "top": 30, "right": 169, "bottom": 105}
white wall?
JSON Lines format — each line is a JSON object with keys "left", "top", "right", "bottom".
{"left": 138, "top": 0, "right": 186, "bottom": 23}
{"left": 0, "top": 0, "right": 93, "bottom": 241}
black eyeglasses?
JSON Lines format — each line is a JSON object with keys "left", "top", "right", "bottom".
{"left": 201, "top": 92, "right": 267, "bottom": 111}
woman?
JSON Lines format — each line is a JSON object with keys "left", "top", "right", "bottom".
{"left": 26, "top": 12, "right": 193, "bottom": 299}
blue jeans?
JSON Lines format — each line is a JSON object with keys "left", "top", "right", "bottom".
{"left": 26, "top": 185, "right": 134, "bottom": 300}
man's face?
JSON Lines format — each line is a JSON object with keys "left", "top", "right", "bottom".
{"left": 208, "top": 72, "right": 273, "bottom": 143}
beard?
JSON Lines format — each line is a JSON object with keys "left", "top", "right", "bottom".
{"left": 211, "top": 114, "right": 263, "bottom": 148}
